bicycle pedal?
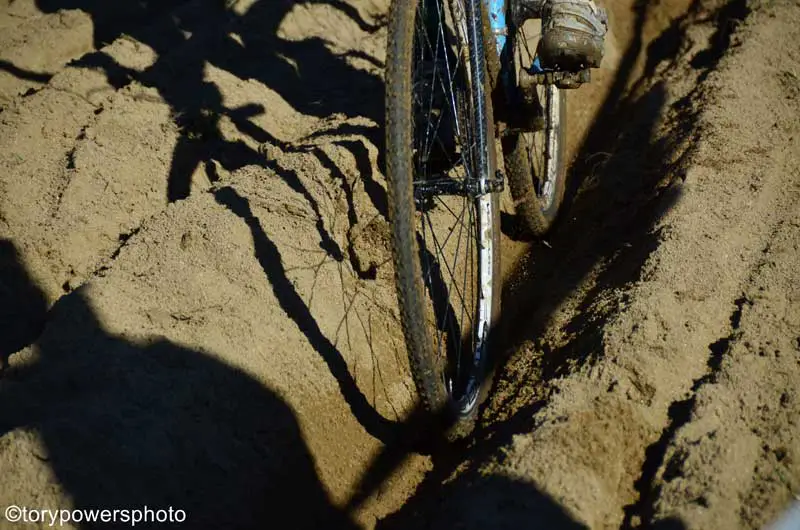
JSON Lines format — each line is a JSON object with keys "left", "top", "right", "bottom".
{"left": 556, "top": 70, "right": 590, "bottom": 89}
{"left": 519, "top": 67, "right": 591, "bottom": 89}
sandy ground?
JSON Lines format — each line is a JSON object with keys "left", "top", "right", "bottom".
{"left": 0, "top": 0, "right": 798, "bottom": 528}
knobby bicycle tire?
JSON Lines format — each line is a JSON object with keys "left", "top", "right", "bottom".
{"left": 385, "top": 0, "right": 501, "bottom": 437}
{"left": 503, "top": 19, "right": 568, "bottom": 236}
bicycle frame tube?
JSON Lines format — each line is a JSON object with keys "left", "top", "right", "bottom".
{"left": 487, "top": 0, "right": 508, "bottom": 55}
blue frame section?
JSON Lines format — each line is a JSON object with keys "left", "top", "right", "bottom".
{"left": 487, "top": 0, "right": 507, "bottom": 56}
{"left": 486, "top": 0, "right": 546, "bottom": 73}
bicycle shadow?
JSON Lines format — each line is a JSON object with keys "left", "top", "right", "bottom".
{"left": 25, "top": 0, "right": 399, "bottom": 440}
{"left": 213, "top": 185, "right": 397, "bottom": 441}
{"left": 0, "top": 241, "right": 357, "bottom": 529}
{"left": 34, "top": 0, "right": 386, "bottom": 203}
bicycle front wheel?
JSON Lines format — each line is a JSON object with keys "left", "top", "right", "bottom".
{"left": 385, "top": 0, "right": 500, "bottom": 434}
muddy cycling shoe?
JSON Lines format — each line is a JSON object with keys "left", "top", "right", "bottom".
{"left": 539, "top": 0, "right": 608, "bottom": 71}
